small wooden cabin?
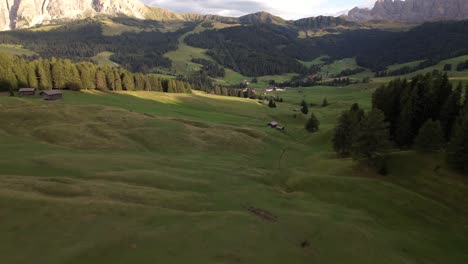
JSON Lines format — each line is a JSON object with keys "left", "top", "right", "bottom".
{"left": 18, "top": 88, "right": 36, "bottom": 96}
{"left": 39, "top": 90, "right": 63, "bottom": 100}
{"left": 267, "top": 121, "right": 278, "bottom": 128}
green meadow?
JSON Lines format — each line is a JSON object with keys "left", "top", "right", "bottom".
{"left": 0, "top": 44, "right": 37, "bottom": 57}
{"left": 91, "top": 51, "right": 119, "bottom": 67}
{"left": 1, "top": 85, "right": 467, "bottom": 263}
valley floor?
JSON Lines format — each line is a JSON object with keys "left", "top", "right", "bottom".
{"left": 0, "top": 86, "right": 467, "bottom": 263}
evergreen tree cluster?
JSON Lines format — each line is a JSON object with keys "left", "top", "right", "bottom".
{"left": 201, "top": 86, "right": 259, "bottom": 100}
{"left": 191, "top": 58, "right": 225, "bottom": 78}
{"left": 372, "top": 73, "right": 459, "bottom": 146}
{"left": 334, "top": 68, "right": 365, "bottom": 78}
{"left": 0, "top": 53, "right": 192, "bottom": 93}
{"left": 332, "top": 104, "right": 390, "bottom": 173}
{"left": 369, "top": 72, "right": 468, "bottom": 173}
{"left": 375, "top": 59, "right": 439, "bottom": 77}
{"left": 324, "top": 78, "right": 353, "bottom": 87}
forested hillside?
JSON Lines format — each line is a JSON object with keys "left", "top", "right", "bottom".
{"left": 185, "top": 25, "right": 314, "bottom": 76}
{"left": 0, "top": 20, "right": 195, "bottom": 72}
{"left": 186, "top": 20, "right": 468, "bottom": 73}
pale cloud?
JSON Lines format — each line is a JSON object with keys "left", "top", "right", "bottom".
{"left": 144, "top": 0, "right": 375, "bottom": 19}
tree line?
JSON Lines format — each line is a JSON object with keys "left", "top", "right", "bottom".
{"left": 333, "top": 73, "right": 468, "bottom": 174}
{"left": 0, "top": 53, "right": 192, "bottom": 93}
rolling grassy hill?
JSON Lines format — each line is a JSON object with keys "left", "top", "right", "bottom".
{"left": 0, "top": 85, "right": 467, "bottom": 263}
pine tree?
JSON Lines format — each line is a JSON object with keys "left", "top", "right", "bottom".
{"left": 51, "top": 59, "right": 66, "bottom": 89}
{"left": 121, "top": 72, "right": 135, "bottom": 91}
{"left": 67, "top": 64, "right": 82, "bottom": 91}
{"left": 268, "top": 99, "right": 276, "bottom": 108}
{"left": 167, "top": 80, "right": 177, "bottom": 93}
{"left": 414, "top": 120, "right": 444, "bottom": 152}
{"left": 42, "top": 59, "right": 53, "bottom": 89}
{"left": 95, "top": 69, "right": 107, "bottom": 90}
{"left": 36, "top": 62, "right": 49, "bottom": 90}
{"left": 305, "top": 112, "right": 320, "bottom": 133}
{"left": 12, "top": 57, "right": 28, "bottom": 88}
{"left": 149, "top": 76, "right": 162, "bottom": 92}
{"left": 352, "top": 109, "right": 390, "bottom": 160}
{"left": 333, "top": 111, "right": 355, "bottom": 157}
{"left": 114, "top": 70, "right": 122, "bottom": 91}
{"left": 78, "top": 63, "right": 95, "bottom": 90}
{"left": 301, "top": 99, "right": 309, "bottom": 115}
{"left": 332, "top": 104, "right": 365, "bottom": 157}
{"left": 105, "top": 68, "right": 116, "bottom": 91}
{"left": 322, "top": 98, "right": 329, "bottom": 107}
{"left": 134, "top": 73, "right": 145, "bottom": 91}
{"left": 26, "top": 63, "right": 38, "bottom": 89}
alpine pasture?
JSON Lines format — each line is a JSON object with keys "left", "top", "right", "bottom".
{"left": 1, "top": 85, "right": 467, "bottom": 263}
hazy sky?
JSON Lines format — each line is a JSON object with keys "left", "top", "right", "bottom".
{"left": 144, "top": 0, "right": 376, "bottom": 19}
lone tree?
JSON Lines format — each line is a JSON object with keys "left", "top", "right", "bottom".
{"left": 333, "top": 112, "right": 355, "bottom": 157}
{"left": 305, "top": 112, "right": 320, "bottom": 133}
{"left": 333, "top": 104, "right": 365, "bottom": 157}
{"left": 414, "top": 120, "right": 444, "bottom": 152}
{"left": 268, "top": 99, "right": 277, "bottom": 108}
{"left": 351, "top": 109, "right": 390, "bottom": 160}
{"left": 301, "top": 100, "right": 309, "bottom": 115}
{"left": 322, "top": 98, "right": 329, "bottom": 107}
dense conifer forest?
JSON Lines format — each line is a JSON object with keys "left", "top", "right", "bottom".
{"left": 0, "top": 53, "right": 192, "bottom": 93}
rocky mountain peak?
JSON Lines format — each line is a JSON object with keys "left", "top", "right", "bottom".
{"left": 0, "top": 0, "right": 180, "bottom": 30}
{"left": 348, "top": 0, "right": 468, "bottom": 23}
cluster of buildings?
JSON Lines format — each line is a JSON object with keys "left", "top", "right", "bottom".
{"left": 18, "top": 88, "right": 63, "bottom": 100}
{"left": 265, "top": 86, "right": 287, "bottom": 92}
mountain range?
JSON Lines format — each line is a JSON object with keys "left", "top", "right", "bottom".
{"left": 1, "top": 0, "right": 468, "bottom": 31}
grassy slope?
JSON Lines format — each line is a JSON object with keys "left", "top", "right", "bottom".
{"left": 0, "top": 86, "right": 467, "bottom": 263}
{"left": 164, "top": 24, "right": 218, "bottom": 76}
{"left": 0, "top": 44, "right": 37, "bottom": 56}
{"left": 91, "top": 51, "right": 119, "bottom": 67}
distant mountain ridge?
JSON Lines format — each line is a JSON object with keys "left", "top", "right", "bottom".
{"left": 2, "top": 0, "right": 468, "bottom": 31}
{"left": 0, "top": 0, "right": 181, "bottom": 30}
{"left": 348, "top": 0, "right": 468, "bottom": 22}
